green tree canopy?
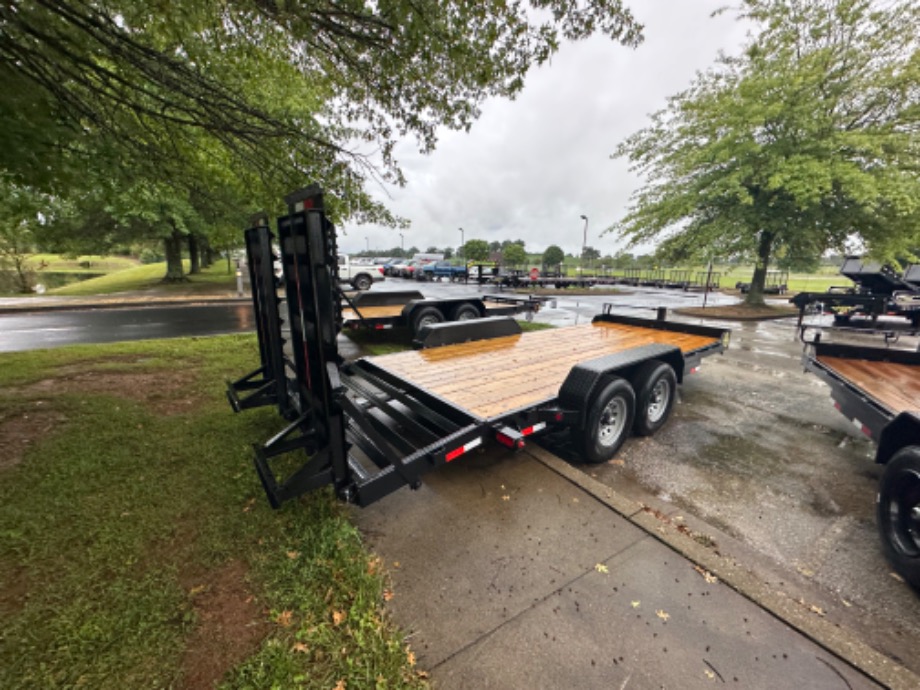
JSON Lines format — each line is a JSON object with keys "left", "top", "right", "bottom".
{"left": 501, "top": 243, "right": 527, "bottom": 266}
{"left": 2, "top": 0, "right": 641, "bottom": 215}
{"left": 612, "top": 0, "right": 920, "bottom": 304}
{"left": 542, "top": 244, "right": 565, "bottom": 268}
{"left": 462, "top": 239, "right": 490, "bottom": 262}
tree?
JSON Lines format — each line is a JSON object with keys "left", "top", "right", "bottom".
{"left": 542, "top": 245, "right": 565, "bottom": 269}
{"left": 582, "top": 246, "right": 601, "bottom": 262}
{"left": 0, "top": 179, "right": 49, "bottom": 292}
{"left": 462, "top": 239, "right": 490, "bottom": 262}
{"left": 612, "top": 0, "right": 920, "bottom": 305}
{"left": 502, "top": 243, "right": 527, "bottom": 267}
{"left": 1, "top": 1, "right": 641, "bottom": 225}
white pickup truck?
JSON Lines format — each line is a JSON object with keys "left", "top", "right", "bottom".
{"left": 338, "top": 255, "right": 385, "bottom": 291}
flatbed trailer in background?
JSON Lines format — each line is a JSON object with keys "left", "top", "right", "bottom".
{"left": 227, "top": 186, "right": 730, "bottom": 509}
{"left": 803, "top": 335, "right": 920, "bottom": 588}
{"left": 340, "top": 289, "right": 543, "bottom": 335}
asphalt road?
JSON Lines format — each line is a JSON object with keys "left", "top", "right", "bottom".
{"left": 0, "top": 303, "right": 256, "bottom": 353}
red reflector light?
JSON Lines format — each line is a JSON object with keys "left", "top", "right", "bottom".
{"left": 496, "top": 433, "right": 516, "bottom": 448}
{"left": 445, "top": 447, "right": 464, "bottom": 462}
{"left": 555, "top": 412, "right": 564, "bottom": 422}
{"left": 375, "top": 324, "right": 385, "bottom": 330}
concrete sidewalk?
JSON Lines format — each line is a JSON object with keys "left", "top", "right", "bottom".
{"left": 354, "top": 445, "right": 917, "bottom": 689}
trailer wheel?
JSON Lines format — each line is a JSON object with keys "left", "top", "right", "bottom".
{"left": 877, "top": 446, "right": 920, "bottom": 589}
{"left": 412, "top": 306, "right": 444, "bottom": 334}
{"left": 573, "top": 377, "right": 635, "bottom": 464}
{"left": 450, "top": 303, "right": 480, "bottom": 321}
{"left": 352, "top": 274, "right": 372, "bottom": 291}
{"left": 632, "top": 360, "right": 677, "bottom": 436}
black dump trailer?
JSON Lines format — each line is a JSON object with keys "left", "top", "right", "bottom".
{"left": 792, "top": 256, "right": 920, "bottom": 330}
{"left": 803, "top": 336, "right": 920, "bottom": 588}
{"left": 227, "top": 186, "right": 730, "bottom": 509}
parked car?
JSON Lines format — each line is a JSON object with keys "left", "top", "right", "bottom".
{"left": 383, "top": 258, "right": 408, "bottom": 276}
{"left": 398, "top": 260, "right": 423, "bottom": 279}
{"left": 338, "top": 254, "right": 384, "bottom": 290}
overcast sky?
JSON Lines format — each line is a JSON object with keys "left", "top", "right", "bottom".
{"left": 339, "top": 1, "right": 751, "bottom": 258}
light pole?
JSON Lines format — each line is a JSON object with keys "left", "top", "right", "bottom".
{"left": 580, "top": 214, "right": 588, "bottom": 256}
{"left": 399, "top": 233, "right": 405, "bottom": 253}
{"left": 365, "top": 236, "right": 369, "bottom": 253}
{"left": 458, "top": 227, "right": 464, "bottom": 259}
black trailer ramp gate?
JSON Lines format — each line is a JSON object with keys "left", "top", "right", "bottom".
{"left": 228, "top": 185, "right": 729, "bottom": 509}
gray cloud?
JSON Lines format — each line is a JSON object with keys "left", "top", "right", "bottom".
{"left": 341, "top": 1, "right": 749, "bottom": 258}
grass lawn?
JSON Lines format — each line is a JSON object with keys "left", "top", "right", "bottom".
{"left": 50, "top": 262, "right": 238, "bottom": 297}
{"left": 25, "top": 254, "right": 141, "bottom": 273}
{"left": 0, "top": 335, "right": 427, "bottom": 689}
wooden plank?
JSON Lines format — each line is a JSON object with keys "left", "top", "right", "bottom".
{"left": 367, "top": 322, "right": 720, "bottom": 419}
{"left": 818, "top": 355, "right": 920, "bottom": 415}
{"left": 342, "top": 305, "right": 404, "bottom": 320}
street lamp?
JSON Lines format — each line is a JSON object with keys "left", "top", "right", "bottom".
{"left": 580, "top": 214, "right": 588, "bottom": 256}
{"left": 365, "top": 236, "right": 369, "bottom": 253}
{"left": 458, "top": 227, "right": 464, "bottom": 258}
{"left": 399, "top": 233, "right": 405, "bottom": 252}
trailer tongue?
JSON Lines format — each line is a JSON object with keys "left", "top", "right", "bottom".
{"left": 228, "top": 186, "right": 730, "bottom": 508}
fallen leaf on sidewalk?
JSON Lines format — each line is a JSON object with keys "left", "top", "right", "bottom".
{"left": 502, "top": 495, "right": 510, "bottom": 501}
{"left": 656, "top": 609, "right": 670, "bottom": 621}
{"left": 631, "top": 601, "right": 640, "bottom": 609}
{"left": 594, "top": 563, "right": 609, "bottom": 574}
{"left": 693, "top": 565, "right": 718, "bottom": 584}
{"left": 704, "top": 669, "right": 715, "bottom": 680}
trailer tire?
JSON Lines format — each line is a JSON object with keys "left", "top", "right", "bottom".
{"left": 352, "top": 274, "right": 372, "bottom": 291}
{"left": 412, "top": 306, "right": 444, "bottom": 334}
{"left": 450, "top": 303, "right": 480, "bottom": 321}
{"left": 632, "top": 360, "right": 677, "bottom": 436}
{"left": 877, "top": 446, "right": 920, "bottom": 589}
{"left": 573, "top": 377, "right": 635, "bottom": 464}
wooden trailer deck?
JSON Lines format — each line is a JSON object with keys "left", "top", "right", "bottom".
{"left": 817, "top": 355, "right": 920, "bottom": 416}
{"left": 366, "top": 321, "right": 721, "bottom": 420}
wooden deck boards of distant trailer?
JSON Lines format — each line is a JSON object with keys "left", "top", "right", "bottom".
{"left": 366, "top": 322, "right": 720, "bottom": 419}
{"left": 818, "top": 355, "right": 920, "bottom": 416}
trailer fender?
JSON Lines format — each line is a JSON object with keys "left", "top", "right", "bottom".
{"left": 413, "top": 316, "right": 522, "bottom": 349}
{"left": 877, "top": 412, "right": 920, "bottom": 465}
{"left": 558, "top": 343, "right": 683, "bottom": 429}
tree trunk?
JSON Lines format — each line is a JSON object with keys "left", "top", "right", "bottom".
{"left": 200, "top": 236, "right": 213, "bottom": 268}
{"left": 188, "top": 234, "right": 201, "bottom": 275}
{"left": 13, "top": 255, "right": 32, "bottom": 293}
{"left": 745, "top": 230, "right": 774, "bottom": 306}
{"left": 162, "top": 227, "right": 187, "bottom": 282}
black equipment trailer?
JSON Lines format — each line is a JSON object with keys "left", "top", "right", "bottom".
{"left": 802, "top": 334, "right": 920, "bottom": 588}
{"left": 227, "top": 186, "right": 730, "bottom": 509}
{"left": 341, "top": 289, "right": 543, "bottom": 336}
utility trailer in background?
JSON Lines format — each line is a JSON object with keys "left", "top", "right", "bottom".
{"left": 340, "top": 289, "right": 543, "bottom": 336}
{"left": 227, "top": 185, "right": 730, "bottom": 509}
{"left": 791, "top": 256, "right": 920, "bottom": 330}
{"left": 802, "top": 334, "right": 920, "bottom": 588}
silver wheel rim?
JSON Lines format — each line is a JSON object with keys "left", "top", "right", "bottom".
{"left": 597, "top": 397, "right": 627, "bottom": 448}
{"left": 419, "top": 315, "right": 440, "bottom": 328}
{"left": 457, "top": 310, "right": 476, "bottom": 321}
{"left": 647, "top": 378, "right": 671, "bottom": 423}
